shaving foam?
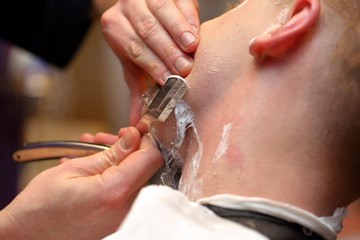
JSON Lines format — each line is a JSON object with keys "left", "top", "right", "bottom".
{"left": 151, "top": 99, "right": 203, "bottom": 199}
{"left": 212, "top": 123, "right": 233, "bottom": 162}
{"left": 172, "top": 100, "right": 203, "bottom": 200}
{"left": 171, "top": 100, "right": 195, "bottom": 148}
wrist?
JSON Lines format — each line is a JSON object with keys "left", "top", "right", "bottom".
{"left": 0, "top": 202, "right": 28, "bottom": 239}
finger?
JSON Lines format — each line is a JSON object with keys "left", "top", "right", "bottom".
{"left": 101, "top": 6, "right": 169, "bottom": 84}
{"left": 80, "top": 133, "right": 95, "bottom": 143}
{"left": 80, "top": 132, "right": 118, "bottom": 145}
{"left": 59, "top": 157, "right": 71, "bottom": 164}
{"left": 175, "top": 0, "right": 200, "bottom": 32}
{"left": 101, "top": 135, "right": 164, "bottom": 200}
{"left": 124, "top": 1, "right": 193, "bottom": 77}
{"left": 147, "top": 0, "right": 200, "bottom": 53}
{"left": 93, "top": 132, "right": 119, "bottom": 145}
{"left": 67, "top": 127, "right": 141, "bottom": 176}
{"left": 129, "top": 89, "right": 145, "bottom": 127}
{"left": 121, "top": 66, "right": 147, "bottom": 126}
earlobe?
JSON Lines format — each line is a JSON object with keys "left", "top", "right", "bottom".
{"left": 249, "top": 0, "right": 320, "bottom": 62}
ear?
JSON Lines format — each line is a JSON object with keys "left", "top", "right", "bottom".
{"left": 249, "top": 0, "right": 320, "bottom": 62}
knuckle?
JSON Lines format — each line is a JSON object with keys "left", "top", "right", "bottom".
{"left": 100, "top": 7, "right": 115, "bottom": 30}
{"left": 148, "top": 0, "right": 169, "bottom": 15}
{"left": 100, "top": 13, "right": 110, "bottom": 31}
{"left": 101, "top": 148, "right": 119, "bottom": 167}
{"left": 137, "top": 16, "right": 158, "bottom": 41}
{"left": 147, "top": 60, "right": 163, "bottom": 73}
{"left": 185, "top": 10, "right": 199, "bottom": 22}
{"left": 162, "top": 44, "right": 179, "bottom": 59}
{"left": 169, "top": 21, "right": 183, "bottom": 34}
{"left": 127, "top": 37, "right": 147, "bottom": 61}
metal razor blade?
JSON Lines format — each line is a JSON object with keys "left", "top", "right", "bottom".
{"left": 136, "top": 75, "right": 189, "bottom": 135}
{"left": 13, "top": 75, "right": 189, "bottom": 162}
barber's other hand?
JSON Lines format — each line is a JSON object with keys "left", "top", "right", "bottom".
{"left": 101, "top": 0, "right": 200, "bottom": 125}
{"left": 80, "top": 131, "right": 120, "bottom": 145}
{"left": 0, "top": 127, "right": 163, "bottom": 240}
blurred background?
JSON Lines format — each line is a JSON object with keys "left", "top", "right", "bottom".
{"left": 0, "top": 1, "right": 358, "bottom": 239}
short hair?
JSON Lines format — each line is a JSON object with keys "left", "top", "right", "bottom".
{"left": 323, "top": 0, "right": 360, "bottom": 83}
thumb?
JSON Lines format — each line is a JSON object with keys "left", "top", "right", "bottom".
{"left": 101, "top": 134, "right": 164, "bottom": 198}
{"left": 69, "top": 127, "right": 141, "bottom": 176}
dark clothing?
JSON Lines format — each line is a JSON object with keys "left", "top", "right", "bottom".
{"left": 0, "top": 0, "right": 92, "bottom": 67}
{"left": 204, "top": 204, "right": 326, "bottom": 240}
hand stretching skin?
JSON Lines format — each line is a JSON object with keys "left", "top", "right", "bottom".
{"left": 0, "top": 127, "right": 163, "bottom": 240}
{"left": 101, "top": 0, "right": 200, "bottom": 125}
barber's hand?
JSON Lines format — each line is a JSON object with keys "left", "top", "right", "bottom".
{"left": 0, "top": 127, "right": 163, "bottom": 240}
{"left": 101, "top": 0, "right": 200, "bottom": 125}
{"left": 80, "top": 130, "right": 122, "bottom": 145}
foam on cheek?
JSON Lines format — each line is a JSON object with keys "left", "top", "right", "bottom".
{"left": 172, "top": 100, "right": 204, "bottom": 200}
{"left": 151, "top": 100, "right": 203, "bottom": 197}
{"left": 155, "top": 140, "right": 183, "bottom": 190}
{"left": 153, "top": 102, "right": 234, "bottom": 199}
{"left": 171, "top": 100, "right": 195, "bottom": 148}
{"left": 177, "top": 125, "right": 203, "bottom": 200}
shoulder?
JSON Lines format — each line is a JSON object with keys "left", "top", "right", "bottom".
{"left": 103, "top": 185, "right": 269, "bottom": 240}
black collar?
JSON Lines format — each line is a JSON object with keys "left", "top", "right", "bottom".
{"left": 203, "top": 204, "right": 326, "bottom": 240}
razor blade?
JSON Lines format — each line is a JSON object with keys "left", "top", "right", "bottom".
{"left": 13, "top": 75, "right": 189, "bottom": 162}
{"left": 136, "top": 75, "right": 189, "bottom": 135}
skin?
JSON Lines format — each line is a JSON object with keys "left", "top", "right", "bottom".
{"left": 0, "top": 127, "right": 163, "bottom": 240}
{"left": 5, "top": 0, "right": 357, "bottom": 238}
{"left": 101, "top": 0, "right": 200, "bottom": 125}
{"left": 0, "top": 1, "right": 199, "bottom": 239}
{"left": 149, "top": 0, "right": 360, "bottom": 217}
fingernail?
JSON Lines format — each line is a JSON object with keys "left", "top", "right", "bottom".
{"left": 120, "top": 129, "right": 133, "bottom": 150}
{"left": 162, "top": 71, "right": 172, "bottom": 82}
{"left": 181, "top": 32, "right": 196, "bottom": 48}
{"left": 192, "top": 25, "right": 199, "bottom": 33}
{"left": 175, "top": 57, "right": 192, "bottom": 73}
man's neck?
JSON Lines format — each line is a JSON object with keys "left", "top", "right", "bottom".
{"left": 175, "top": 94, "right": 354, "bottom": 217}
